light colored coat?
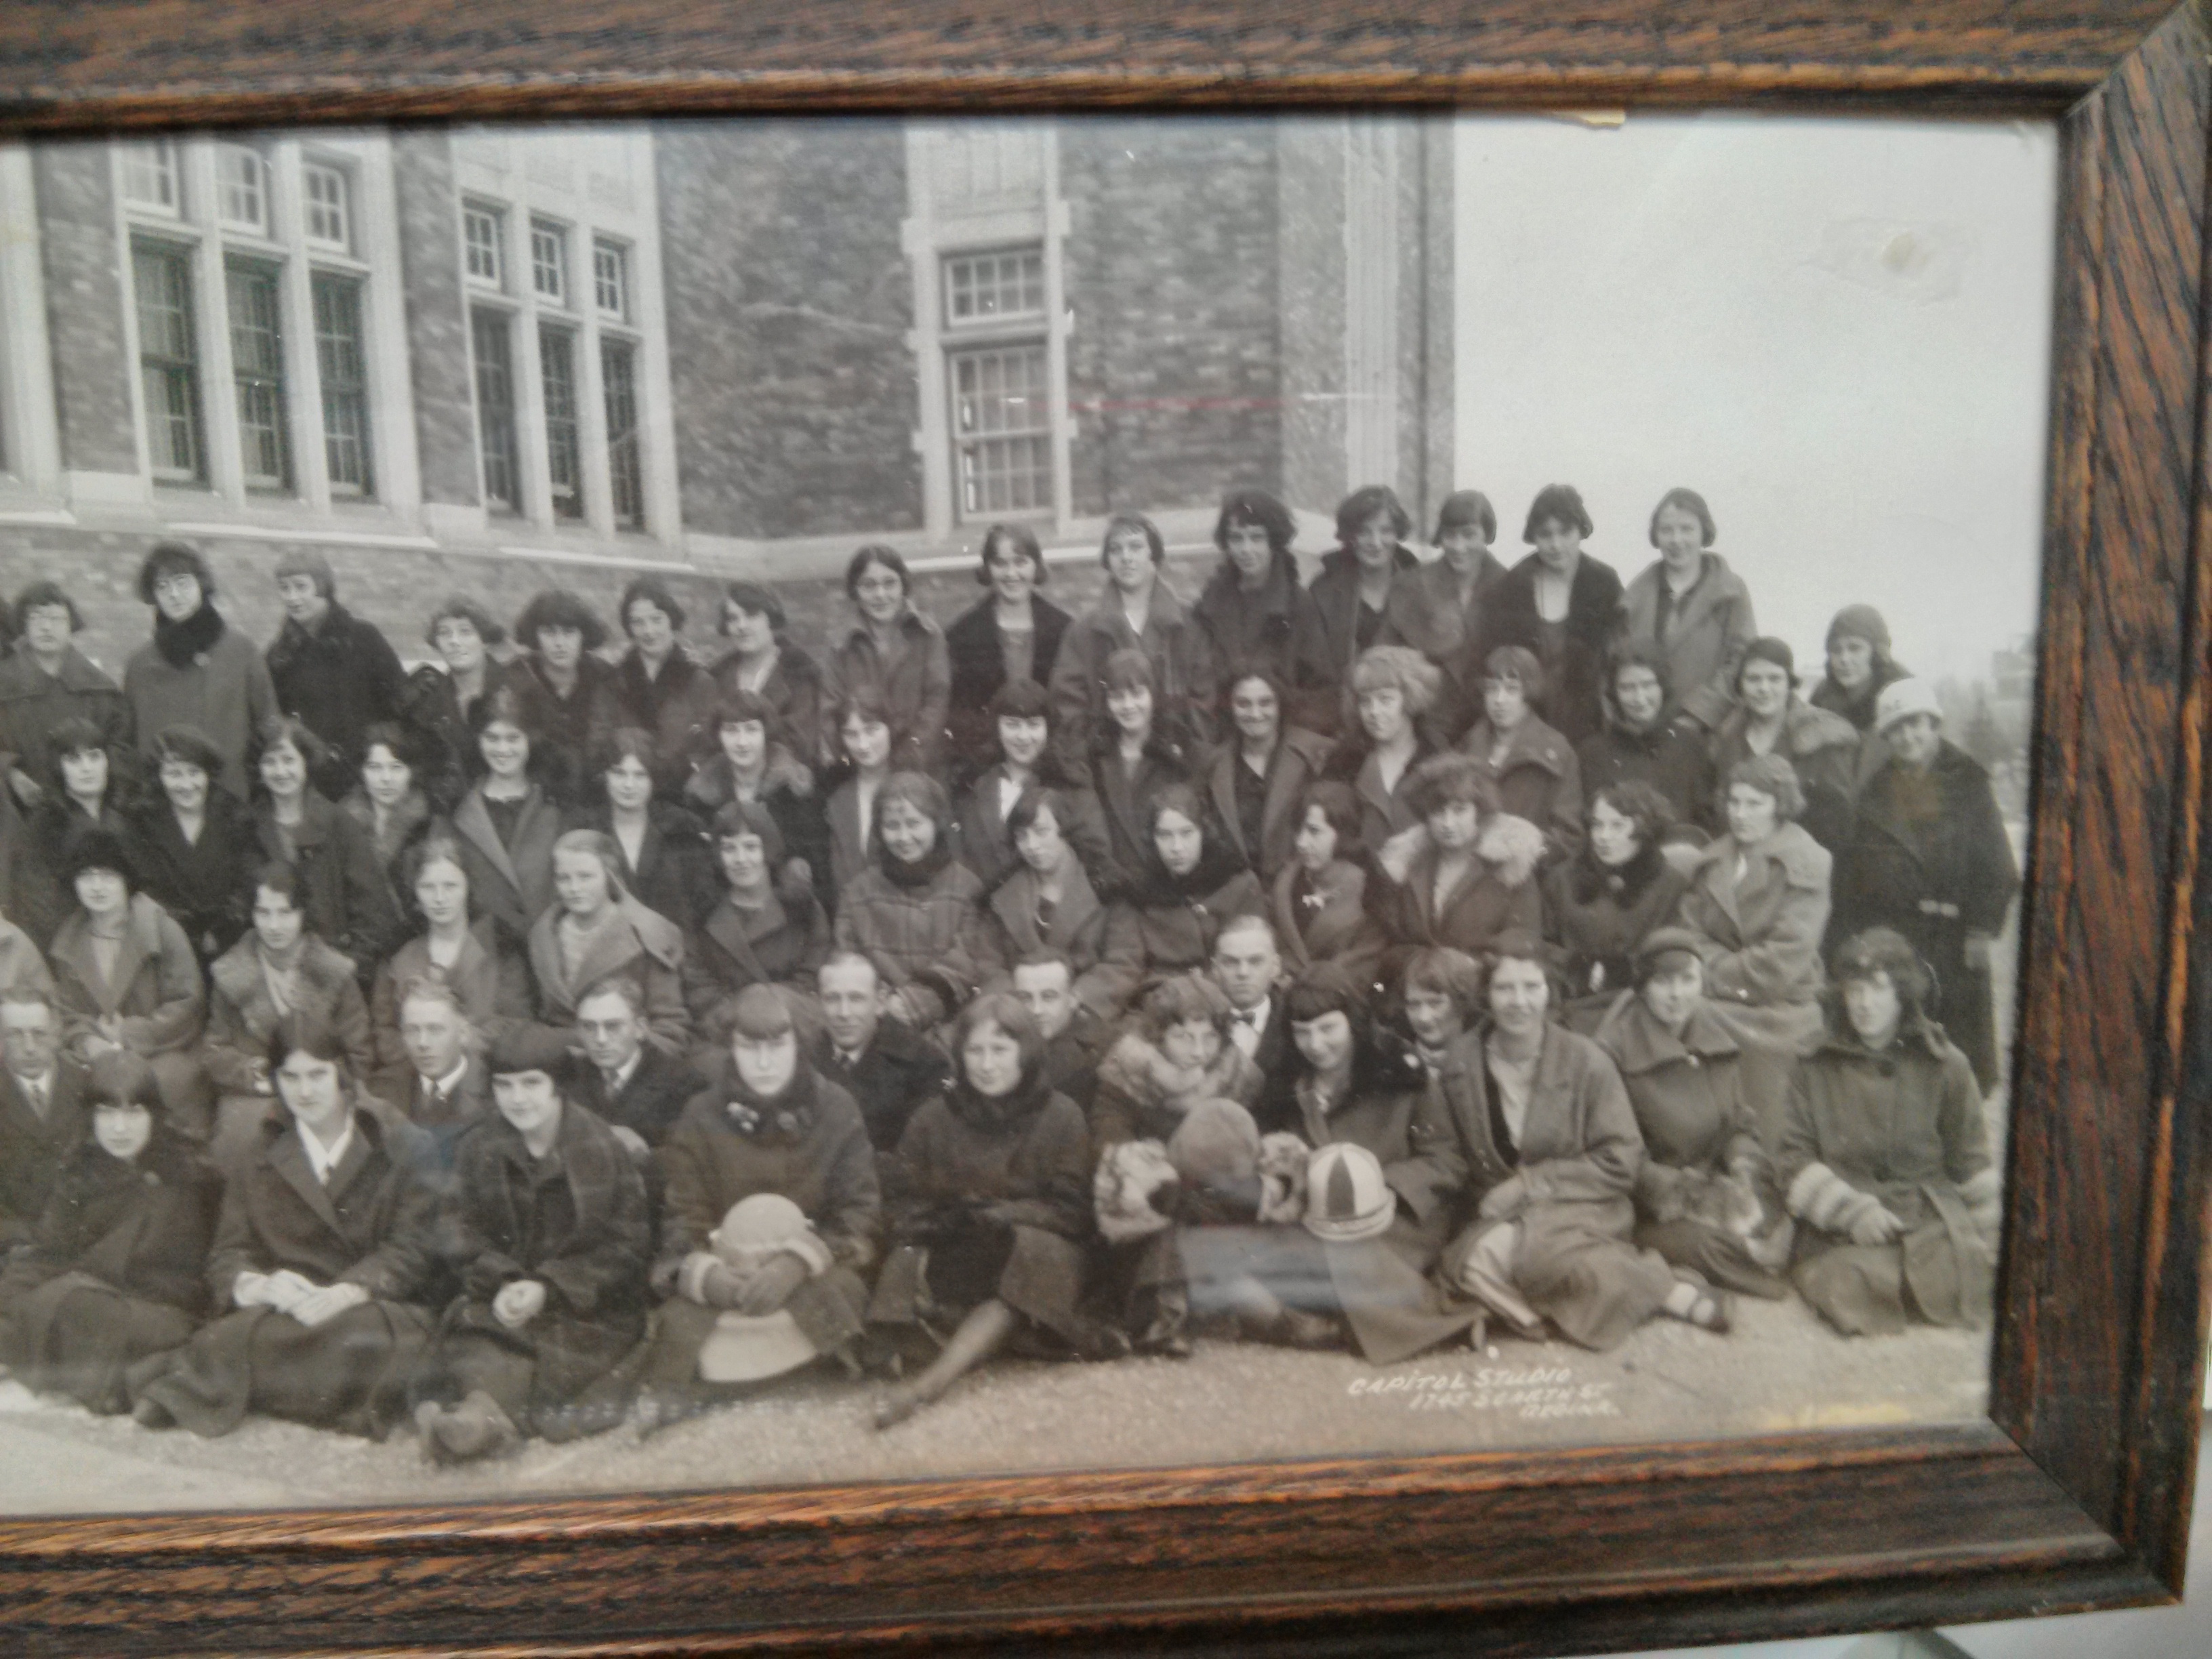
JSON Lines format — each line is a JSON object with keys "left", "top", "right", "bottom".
{"left": 1619, "top": 554, "right": 1759, "bottom": 731}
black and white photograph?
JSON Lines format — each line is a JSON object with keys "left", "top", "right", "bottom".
{"left": 0, "top": 109, "right": 2051, "bottom": 1514}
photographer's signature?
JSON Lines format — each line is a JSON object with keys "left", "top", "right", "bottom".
{"left": 1346, "top": 1366, "right": 1620, "bottom": 1419}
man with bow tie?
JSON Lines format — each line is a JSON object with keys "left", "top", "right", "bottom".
{"left": 1209, "top": 914, "right": 1296, "bottom": 1134}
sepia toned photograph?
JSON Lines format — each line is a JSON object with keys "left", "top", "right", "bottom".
{"left": 0, "top": 108, "right": 2051, "bottom": 1515}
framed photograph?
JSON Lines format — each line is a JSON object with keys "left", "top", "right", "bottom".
{"left": 0, "top": 2, "right": 2203, "bottom": 1654}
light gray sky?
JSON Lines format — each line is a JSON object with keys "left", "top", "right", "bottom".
{"left": 1456, "top": 113, "right": 2057, "bottom": 687}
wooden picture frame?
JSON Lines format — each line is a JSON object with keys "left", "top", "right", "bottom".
{"left": 0, "top": 3, "right": 2205, "bottom": 1652}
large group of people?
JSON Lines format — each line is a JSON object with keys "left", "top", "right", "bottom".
{"left": 0, "top": 483, "right": 2019, "bottom": 1465}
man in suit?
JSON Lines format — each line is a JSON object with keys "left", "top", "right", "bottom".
{"left": 811, "top": 951, "right": 949, "bottom": 1155}
{"left": 374, "top": 975, "right": 489, "bottom": 1134}
{"left": 1210, "top": 914, "right": 1296, "bottom": 1134}
{"left": 1010, "top": 949, "right": 1107, "bottom": 1112}
{"left": 0, "top": 987, "right": 88, "bottom": 1248}
{"left": 568, "top": 975, "right": 699, "bottom": 1160}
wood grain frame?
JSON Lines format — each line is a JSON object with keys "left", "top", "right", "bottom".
{"left": 0, "top": 3, "right": 2206, "bottom": 1653}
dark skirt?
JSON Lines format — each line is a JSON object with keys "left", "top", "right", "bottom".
{"left": 1, "top": 1270, "right": 197, "bottom": 1414}
{"left": 420, "top": 1298, "right": 647, "bottom": 1441}
{"left": 870, "top": 1220, "right": 1090, "bottom": 1352}
{"left": 1634, "top": 1218, "right": 1790, "bottom": 1299}
{"left": 127, "top": 1299, "right": 435, "bottom": 1439}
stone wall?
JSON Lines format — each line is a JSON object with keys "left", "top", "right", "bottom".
{"left": 33, "top": 144, "right": 138, "bottom": 478}
{"left": 390, "top": 134, "right": 481, "bottom": 510}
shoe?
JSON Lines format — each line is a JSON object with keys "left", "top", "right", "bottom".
{"left": 1673, "top": 1269, "right": 1734, "bottom": 1334}
{"left": 425, "top": 1391, "right": 522, "bottom": 1464}
{"left": 131, "top": 1395, "right": 177, "bottom": 1430}
{"left": 872, "top": 1385, "right": 924, "bottom": 1431}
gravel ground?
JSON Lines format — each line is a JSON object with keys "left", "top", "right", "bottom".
{"left": 0, "top": 1297, "right": 1990, "bottom": 1517}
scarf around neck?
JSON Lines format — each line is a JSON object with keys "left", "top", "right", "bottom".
{"left": 153, "top": 602, "right": 225, "bottom": 669}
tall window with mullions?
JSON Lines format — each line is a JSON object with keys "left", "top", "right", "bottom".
{"left": 311, "top": 272, "right": 373, "bottom": 497}
{"left": 133, "top": 242, "right": 205, "bottom": 484}
{"left": 470, "top": 308, "right": 520, "bottom": 512}
{"left": 539, "top": 325, "right": 584, "bottom": 520}
{"left": 602, "top": 337, "right": 644, "bottom": 531}
{"left": 226, "top": 260, "right": 289, "bottom": 491}
{"left": 949, "top": 341, "right": 1051, "bottom": 517}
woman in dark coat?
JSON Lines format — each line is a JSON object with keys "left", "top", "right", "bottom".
{"left": 1370, "top": 753, "right": 1545, "bottom": 963}
{"left": 709, "top": 581, "right": 830, "bottom": 773}
{"left": 127, "top": 1013, "right": 442, "bottom": 1439}
{"left": 1204, "top": 665, "right": 1335, "bottom": 882}
{"left": 1094, "top": 784, "right": 1265, "bottom": 1014}
{"left": 395, "top": 594, "right": 516, "bottom": 815}
{"left": 1455, "top": 646, "right": 1583, "bottom": 864}
{"left": 413, "top": 1027, "right": 650, "bottom": 1460}
{"left": 1543, "top": 780, "right": 1691, "bottom": 1029}
{"left": 444, "top": 683, "right": 566, "bottom": 949}
{"left": 14, "top": 714, "right": 138, "bottom": 948}
{"left": 1190, "top": 491, "right": 1337, "bottom": 737}
{"left": 1321, "top": 644, "right": 1445, "bottom": 860}
{"left": 121, "top": 542, "right": 280, "bottom": 802}
{"left": 609, "top": 577, "right": 720, "bottom": 798}
{"left": 1269, "top": 781, "right": 1387, "bottom": 985}
{"left": 264, "top": 548, "right": 408, "bottom": 800}
{"left": 824, "top": 546, "right": 951, "bottom": 773}
{"left": 1807, "top": 605, "right": 1912, "bottom": 736}
{"left": 338, "top": 722, "right": 436, "bottom": 912}
{"left": 1465, "top": 485, "right": 1625, "bottom": 747}
{"left": 1306, "top": 485, "right": 1465, "bottom": 731}
{"left": 574, "top": 727, "right": 716, "bottom": 937}
{"left": 952, "top": 677, "right": 1107, "bottom": 892}
{"left": 683, "top": 689, "right": 831, "bottom": 901}
{"left": 1831, "top": 680, "right": 2020, "bottom": 1090}
{"left": 683, "top": 799, "right": 832, "bottom": 1049}
{"left": 0, "top": 579, "right": 130, "bottom": 817}
{"left": 1075, "top": 648, "right": 1195, "bottom": 893}
{"left": 970, "top": 788, "right": 1118, "bottom": 1023}
{"left": 1576, "top": 640, "right": 1719, "bottom": 840}
{"left": 0, "top": 1052, "right": 220, "bottom": 1414}
{"left": 870, "top": 993, "right": 1103, "bottom": 1427}
{"left": 126, "top": 724, "right": 257, "bottom": 964}
{"left": 510, "top": 589, "right": 623, "bottom": 808}
{"left": 944, "top": 524, "right": 1074, "bottom": 783}
{"left": 248, "top": 717, "right": 403, "bottom": 979}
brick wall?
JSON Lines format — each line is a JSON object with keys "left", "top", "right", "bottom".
{"left": 1060, "top": 119, "right": 1282, "bottom": 521}
{"left": 655, "top": 122, "right": 921, "bottom": 542}
{"left": 32, "top": 144, "right": 138, "bottom": 477}
{"left": 390, "top": 134, "right": 481, "bottom": 509}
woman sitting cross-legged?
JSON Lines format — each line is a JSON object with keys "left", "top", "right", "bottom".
{"left": 1094, "top": 784, "right": 1265, "bottom": 1013}
{"left": 1434, "top": 933, "right": 1728, "bottom": 1351}
{"left": 368, "top": 836, "right": 535, "bottom": 1088}
{"left": 128, "top": 723, "right": 257, "bottom": 968}
{"left": 832, "top": 771, "right": 987, "bottom": 1031}
{"left": 1592, "top": 927, "right": 1791, "bottom": 1300}
{"left": 970, "top": 787, "right": 1121, "bottom": 1026}
{"left": 1778, "top": 926, "right": 2000, "bottom": 1337}
{"left": 633, "top": 986, "right": 880, "bottom": 1431}
{"left": 869, "top": 993, "right": 1112, "bottom": 1429}
{"left": 682, "top": 798, "right": 832, "bottom": 1052}
{"left": 1268, "top": 781, "right": 1387, "bottom": 986}
{"left": 127, "top": 1012, "right": 442, "bottom": 1439}
{"left": 0, "top": 1052, "right": 220, "bottom": 1415}
{"left": 526, "top": 829, "right": 689, "bottom": 1057}
{"left": 1543, "top": 779, "right": 1692, "bottom": 1031}
{"left": 249, "top": 717, "right": 403, "bottom": 982}
{"left": 1369, "top": 752, "right": 1545, "bottom": 964}
{"left": 204, "top": 861, "right": 375, "bottom": 1174}
{"left": 412, "top": 1027, "right": 651, "bottom": 1462}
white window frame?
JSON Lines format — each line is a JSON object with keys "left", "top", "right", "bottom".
{"left": 531, "top": 219, "right": 569, "bottom": 306}
{"left": 462, "top": 200, "right": 506, "bottom": 289}
{"left": 592, "top": 237, "right": 628, "bottom": 320}
{"left": 943, "top": 244, "right": 1047, "bottom": 331}
{"left": 120, "top": 141, "right": 182, "bottom": 217}
{"left": 216, "top": 144, "right": 270, "bottom": 237}
{"left": 301, "top": 158, "right": 352, "bottom": 253}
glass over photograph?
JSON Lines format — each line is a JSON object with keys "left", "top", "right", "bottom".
{"left": 0, "top": 110, "right": 2051, "bottom": 1513}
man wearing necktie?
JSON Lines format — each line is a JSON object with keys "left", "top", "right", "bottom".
{"left": 0, "top": 987, "right": 87, "bottom": 1248}
{"left": 1210, "top": 914, "right": 1296, "bottom": 1132}
{"left": 808, "top": 953, "right": 949, "bottom": 1155}
{"left": 569, "top": 977, "right": 699, "bottom": 1164}
{"left": 376, "top": 977, "right": 488, "bottom": 1136}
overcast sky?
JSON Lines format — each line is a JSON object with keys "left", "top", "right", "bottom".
{"left": 1456, "top": 112, "right": 2057, "bottom": 687}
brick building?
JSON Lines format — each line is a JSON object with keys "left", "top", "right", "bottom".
{"left": 0, "top": 117, "right": 1453, "bottom": 668}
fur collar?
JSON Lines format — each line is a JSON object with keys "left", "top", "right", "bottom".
{"left": 152, "top": 602, "right": 225, "bottom": 669}
{"left": 1475, "top": 812, "right": 1546, "bottom": 890}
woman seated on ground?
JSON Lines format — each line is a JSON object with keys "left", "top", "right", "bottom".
{"left": 368, "top": 837, "right": 534, "bottom": 1084}
{"left": 338, "top": 722, "right": 434, "bottom": 911}
{"left": 972, "top": 787, "right": 1119, "bottom": 1022}
{"left": 825, "top": 545, "right": 951, "bottom": 773}
{"left": 1268, "top": 781, "right": 1387, "bottom": 985}
{"left": 833, "top": 771, "right": 987, "bottom": 1031}
{"left": 1434, "top": 933, "right": 1729, "bottom": 1351}
{"left": 508, "top": 588, "right": 621, "bottom": 807}
{"left": 395, "top": 594, "right": 512, "bottom": 813}
{"left": 1778, "top": 926, "right": 1999, "bottom": 1336}
{"left": 1592, "top": 928, "right": 1790, "bottom": 1300}
{"left": 1576, "top": 641, "right": 1719, "bottom": 844}
{"left": 204, "top": 862, "right": 375, "bottom": 1172}
{"left": 16, "top": 714, "right": 136, "bottom": 947}
{"left": 1205, "top": 665, "right": 1334, "bottom": 883}
{"left": 870, "top": 993, "right": 1107, "bottom": 1428}
{"left": 413, "top": 1027, "right": 650, "bottom": 1463}
{"left": 47, "top": 826, "right": 211, "bottom": 1138}
{"left": 1322, "top": 644, "right": 1443, "bottom": 858}
{"left": 1370, "top": 752, "right": 1545, "bottom": 962}
{"left": 527, "top": 830, "right": 689, "bottom": 1056}
{"left": 944, "top": 523, "right": 1075, "bottom": 784}
{"left": 128, "top": 1012, "right": 441, "bottom": 1439}
{"left": 1081, "top": 648, "right": 1196, "bottom": 892}
{"left": 954, "top": 678, "right": 1107, "bottom": 892}
{"left": 127, "top": 724, "right": 256, "bottom": 967}
{"left": 248, "top": 718, "right": 403, "bottom": 979}
{"left": 1543, "top": 781, "right": 1692, "bottom": 1030}
{"left": 445, "top": 683, "right": 565, "bottom": 950}
{"left": 575, "top": 728, "right": 715, "bottom": 937}
{"left": 682, "top": 799, "right": 831, "bottom": 1050}
{"left": 0, "top": 1052, "right": 219, "bottom": 1415}
{"left": 710, "top": 580, "right": 829, "bottom": 772}
{"left": 1455, "top": 647, "right": 1582, "bottom": 864}
{"left": 1709, "top": 640, "right": 1864, "bottom": 857}
{"left": 821, "top": 691, "right": 898, "bottom": 908}
{"left": 1095, "top": 784, "right": 1265, "bottom": 1011}
{"left": 634, "top": 986, "right": 879, "bottom": 1430}
{"left": 681, "top": 691, "right": 829, "bottom": 901}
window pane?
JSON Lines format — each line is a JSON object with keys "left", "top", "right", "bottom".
{"left": 949, "top": 342, "right": 1050, "bottom": 518}
{"left": 303, "top": 163, "right": 351, "bottom": 251}
{"left": 593, "top": 241, "right": 628, "bottom": 317}
{"left": 226, "top": 262, "right": 289, "bottom": 490}
{"left": 218, "top": 146, "right": 266, "bottom": 234}
{"left": 602, "top": 337, "right": 643, "bottom": 530}
{"left": 540, "top": 326, "right": 583, "bottom": 520}
{"left": 464, "top": 205, "right": 504, "bottom": 285}
{"left": 943, "top": 247, "right": 1046, "bottom": 329}
{"left": 121, "top": 142, "right": 179, "bottom": 214}
{"left": 312, "top": 272, "right": 373, "bottom": 497}
{"left": 532, "top": 222, "right": 567, "bottom": 304}
{"left": 132, "top": 244, "right": 203, "bottom": 483}
{"left": 470, "top": 310, "right": 519, "bottom": 511}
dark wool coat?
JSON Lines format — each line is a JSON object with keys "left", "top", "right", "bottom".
{"left": 943, "top": 594, "right": 1073, "bottom": 777}
{"left": 611, "top": 645, "right": 722, "bottom": 796}
{"left": 1831, "top": 742, "right": 2020, "bottom": 1087}
{"left": 1808, "top": 658, "right": 1912, "bottom": 735}
{"left": 709, "top": 642, "right": 830, "bottom": 771}
{"left": 809, "top": 1024, "right": 953, "bottom": 1157}
{"left": 370, "top": 1054, "right": 493, "bottom": 1136}
{"left": 251, "top": 790, "right": 405, "bottom": 975}
{"left": 265, "top": 602, "right": 407, "bottom": 792}
{"left": 394, "top": 659, "right": 524, "bottom": 814}
{"left": 1204, "top": 726, "right": 1335, "bottom": 882}
{"left": 509, "top": 653, "right": 623, "bottom": 807}
{"left": 1094, "top": 867, "right": 1266, "bottom": 1010}
{"left": 339, "top": 787, "right": 434, "bottom": 915}
{"left": 525, "top": 896, "right": 689, "bottom": 1056}
{"left": 204, "top": 935, "right": 375, "bottom": 1095}
{"left": 682, "top": 745, "right": 832, "bottom": 903}
{"left": 874, "top": 1081, "right": 1093, "bottom": 1344}
{"left": 368, "top": 921, "right": 535, "bottom": 1084}
{"left": 1456, "top": 714, "right": 1584, "bottom": 863}
{"left": 1543, "top": 842, "right": 1692, "bottom": 1011}
{"left": 14, "top": 796, "right": 135, "bottom": 949}
{"left": 972, "top": 858, "right": 1119, "bottom": 1017}
{"left": 821, "top": 777, "right": 874, "bottom": 911}
{"left": 434, "top": 1100, "right": 651, "bottom": 1418}
{"left": 49, "top": 894, "right": 206, "bottom": 1063}
{"left": 1618, "top": 554, "right": 1759, "bottom": 732}
{"left": 0, "top": 1061, "right": 90, "bottom": 1248}
{"left": 1270, "top": 859, "right": 1387, "bottom": 989}
{"left": 683, "top": 890, "right": 832, "bottom": 1046}
{"left": 567, "top": 1046, "right": 702, "bottom": 1150}
{"left": 122, "top": 615, "right": 279, "bottom": 801}
{"left": 445, "top": 785, "right": 565, "bottom": 947}
{"left": 954, "top": 761, "right": 1110, "bottom": 893}
{"left": 1047, "top": 581, "right": 1218, "bottom": 769}
{"left": 1467, "top": 553, "right": 1626, "bottom": 747}
{"left": 0, "top": 643, "right": 130, "bottom": 794}
{"left": 1576, "top": 708, "right": 1719, "bottom": 838}
{"left": 569, "top": 798, "right": 716, "bottom": 937}
{"left": 1190, "top": 554, "right": 1338, "bottom": 737}
{"left": 832, "top": 857, "right": 989, "bottom": 1028}
{"left": 1305, "top": 546, "right": 1467, "bottom": 712}
{"left": 1322, "top": 733, "right": 1438, "bottom": 862}
{"left": 1675, "top": 822, "right": 1832, "bottom": 1058}
{"left": 1085, "top": 736, "right": 1195, "bottom": 894}
{"left": 1409, "top": 551, "right": 1511, "bottom": 738}
{"left": 825, "top": 609, "right": 952, "bottom": 773}
{"left": 127, "top": 791, "right": 258, "bottom": 962}
{"left": 1373, "top": 816, "right": 1546, "bottom": 958}
{"left": 1708, "top": 697, "right": 1870, "bottom": 857}
{"left": 1434, "top": 1023, "right": 1677, "bottom": 1351}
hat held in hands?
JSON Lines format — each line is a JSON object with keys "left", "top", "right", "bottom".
{"left": 1303, "top": 1143, "right": 1397, "bottom": 1242}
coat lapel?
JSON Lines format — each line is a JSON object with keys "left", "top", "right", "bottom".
{"left": 1207, "top": 751, "right": 1248, "bottom": 863}
{"left": 453, "top": 791, "right": 524, "bottom": 894}
{"left": 270, "top": 1128, "right": 346, "bottom": 1235}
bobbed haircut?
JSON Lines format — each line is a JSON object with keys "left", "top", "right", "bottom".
{"left": 251, "top": 715, "right": 333, "bottom": 779}
{"left": 714, "top": 690, "right": 776, "bottom": 733}
{"left": 1145, "top": 781, "right": 1210, "bottom": 840}
{"left": 1723, "top": 753, "right": 1807, "bottom": 823}
{"left": 1828, "top": 925, "right": 1936, "bottom": 1012}
{"left": 952, "top": 991, "right": 1046, "bottom": 1087}
{"left": 1649, "top": 487, "right": 1717, "bottom": 548}
{"left": 711, "top": 797, "right": 787, "bottom": 867}
{"left": 1286, "top": 960, "right": 1371, "bottom": 1027}
{"left": 1588, "top": 779, "right": 1675, "bottom": 847}
{"left": 1099, "top": 512, "right": 1166, "bottom": 567}
{"left": 1335, "top": 484, "right": 1412, "bottom": 546}
{"left": 264, "top": 1008, "right": 356, "bottom": 1082}
{"left": 151, "top": 724, "right": 225, "bottom": 779}
{"left": 1139, "top": 970, "right": 1233, "bottom": 1040}
{"left": 845, "top": 544, "right": 911, "bottom": 600}
{"left": 250, "top": 859, "right": 307, "bottom": 911}
{"left": 1295, "top": 780, "right": 1367, "bottom": 861}
{"left": 13, "top": 579, "right": 83, "bottom": 634}
{"left": 62, "top": 824, "right": 137, "bottom": 893}
{"left": 358, "top": 720, "right": 422, "bottom": 772}
{"left": 878, "top": 769, "right": 951, "bottom": 826}
{"left": 1349, "top": 644, "right": 1441, "bottom": 716}
{"left": 1213, "top": 489, "right": 1296, "bottom": 558}
{"left": 1102, "top": 647, "right": 1155, "bottom": 695}
{"left": 1405, "top": 752, "right": 1498, "bottom": 821}
{"left": 730, "top": 983, "right": 796, "bottom": 1042}
{"left": 1482, "top": 644, "right": 1547, "bottom": 702}
{"left": 1523, "top": 483, "right": 1594, "bottom": 542}
{"left": 550, "top": 828, "right": 630, "bottom": 903}
{"left": 575, "top": 973, "right": 648, "bottom": 1021}
{"left": 619, "top": 576, "right": 687, "bottom": 635}
{"left": 1433, "top": 489, "right": 1497, "bottom": 544}
{"left": 469, "top": 682, "right": 539, "bottom": 743}
{"left": 1006, "top": 785, "right": 1072, "bottom": 841}
{"left": 1402, "top": 946, "right": 1486, "bottom": 1025}
{"left": 1607, "top": 638, "right": 1672, "bottom": 693}
{"left": 514, "top": 588, "right": 609, "bottom": 653}
{"left": 990, "top": 676, "right": 1052, "bottom": 722}
{"left": 720, "top": 580, "right": 786, "bottom": 634}
{"left": 399, "top": 834, "right": 473, "bottom": 906}
{"left": 43, "top": 716, "right": 115, "bottom": 792}
{"left": 834, "top": 686, "right": 895, "bottom": 743}
{"left": 89, "top": 1050, "right": 163, "bottom": 1113}
{"left": 592, "top": 726, "right": 659, "bottom": 777}
{"left": 136, "top": 541, "right": 216, "bottom": 605}
{"left": 978, "top": 523, "right": 1046, "bottom": 586}
{"left": 424, "top": 593, "right": 506, "bottom": 649}
{"left": 1223, "top": 661, "right": 1288, "bottom": 710}
{"left": 1482, "top": 927, "right": 1558, "bottom": 992}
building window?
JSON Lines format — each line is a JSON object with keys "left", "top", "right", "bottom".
{"left": 602, "top": 337, "right": 643, "bottom": 531}
{"left": 949, "top": 342, "right": 1051, "bottom": 517}
{"left": 463, "top": 203, "right": 505, "bottom": 288}
{"left": 531, "top": 222, "right": 568, "bottom": 306}
{"left": 132, "top": 242, "right": 204, "bottom": 483}
{"left": 470, "top": 309, "right": 520, "bottom": 512}
{"left": 944, "top": 247, "right": 1045, "bottom": 327}
{"left": 302, "top": 161, "right": 352, "bottom": 252}
{"left": 226, "top": 260, "right": 289, "bottom": 491}
{"left": 312, "top": 272, "right": 373, "bottom": 498}
{"left": 121, "top": 142, "right": 182, "bottom": 216}
{"left": 592, "top": 239, "right": 628, "bottom": 319}
{"left": 539, "top": 325, "right": 583, "bottom": 520}
{"left": 217, "top": 145, "right": 268, "bottom": 236}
